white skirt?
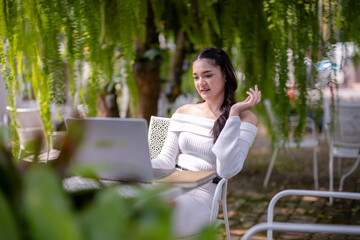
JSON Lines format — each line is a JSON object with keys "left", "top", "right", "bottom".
{"left": 172, "top": 182, "right": 217, "bottom": 237}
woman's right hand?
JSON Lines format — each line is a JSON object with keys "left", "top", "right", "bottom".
{"left": 229, "top": 85, "right": 261, "bottom": 117}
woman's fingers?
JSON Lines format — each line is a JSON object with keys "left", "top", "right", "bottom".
{"left": 246, "top": 91, "right": 255, "bottom": 104}
{"left": 257, "top": 91, "right": 262, "bottom": 104}
{"left": 251, "top": 85, "right": 261, "bottom": 103}
{"left": 238, "top": 85, "right": 261, "bottom": 112}
{"left": 247, "top": 85, "right": 262, "bottom": 107}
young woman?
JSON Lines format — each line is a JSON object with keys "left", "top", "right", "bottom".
{"left": 151, "top": 47, "right": 261, "bottom": 237}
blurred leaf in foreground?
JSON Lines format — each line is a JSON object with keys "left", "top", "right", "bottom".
{"left": 0, "top": 191, "right": 20, "bottom": 240}
{"left": 23, "top": 166, "right": 82, "bottom": 240}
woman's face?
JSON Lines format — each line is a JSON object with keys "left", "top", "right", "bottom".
{"left": 193, "top": 58, "right": 226, "bottom": 103}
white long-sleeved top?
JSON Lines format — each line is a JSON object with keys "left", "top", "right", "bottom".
{"left": 151, "top": 113, "right": 258, "bottom": 179}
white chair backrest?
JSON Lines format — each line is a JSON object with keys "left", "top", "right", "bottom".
{"left": 148, "top": 116, "right": 171, "bottom": 159}
{"left": 6, "top": 106, "right": 48, "bottom": 153}
{"left": 17, "top": 127, "right": 47, "bottom": 151}
{"left": 6, "top": 106, "right": 44, "bottom": 129}
{"left": 327, "top": 101, "right": 360, "bottom": 148}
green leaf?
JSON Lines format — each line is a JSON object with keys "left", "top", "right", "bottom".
{"left": 0, "top": 191, "right": 20, "bottom": 240}
{"left": 79, "top": 188, "right": 130, "bottom": 240}
{"left": 23, "top": 166, "right": 82, "bottom": 240}
{"left": 194, "top": 224, "right": 218, "bottom": 240}
{"left": 80, "top": 186, "right": 174, "bottom": 240}
{"left": 130, "top": 190, "right": 173, "bottom": 240}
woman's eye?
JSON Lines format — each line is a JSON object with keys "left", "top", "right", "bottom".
{"left": 194, "top": 77, "right": 199, "bottom": 81}
{"left": 205, "top": 75, "right": 213, "bottom": 78}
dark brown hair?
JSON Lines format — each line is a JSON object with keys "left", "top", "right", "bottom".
{"left": 193, "top": 47, "right": 238, "bottom": 142}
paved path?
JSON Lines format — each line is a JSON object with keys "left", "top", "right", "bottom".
{"left": 219, "top": 125, "right": 360, "bottom": 240}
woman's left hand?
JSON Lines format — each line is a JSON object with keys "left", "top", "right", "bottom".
{"left": 229, "top": 85, "right": 261, "bottom": 117}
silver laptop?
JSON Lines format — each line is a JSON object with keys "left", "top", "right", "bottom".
{"left": 65, "top": 117, "right": 174, "bottom": 183}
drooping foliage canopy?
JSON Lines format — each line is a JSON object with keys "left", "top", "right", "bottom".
{"left": 1, "top": 0, "right": 359, "bottom": 140}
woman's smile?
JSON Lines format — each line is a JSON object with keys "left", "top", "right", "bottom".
{"left": 192, "top": 59, "right": 226, "bottom": 103}
{"left": 200, "top": 88, "right": 210, "bottom": 94}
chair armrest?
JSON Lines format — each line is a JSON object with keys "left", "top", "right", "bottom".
{"left": 210, "top": 178, "right": 228, "bottom": 221}
{"left": 210, "top": 177, "right": 230, "bottom": 240}
{"left": 266, "top": 189, "right": 360, "bottom": 240}
{"left": 267, "top": 189, "right": 360, "bottom": 224}
{"left": 241, "top": 222, "right": 360, "bottom": 240}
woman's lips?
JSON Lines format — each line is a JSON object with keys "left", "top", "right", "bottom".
{"left": 200, "top": 88, "right": 209, "bottom": 93}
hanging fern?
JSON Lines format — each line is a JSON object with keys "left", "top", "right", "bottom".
{"left": 0, "top": 0, "right": 20, "bottom": 156}
{"left": 1, "top": 0, "right": 359, "bottom": 146}
{"left": 82, "top": 0, "right": 102, "bottom": 116}
{"left": 119, "top": 0, "right": 139, "bottom": 116}
{"left": 0, "top": 38, "right": 19, "bottom": 156}
{"left": 340, "top": 0, "right": 360, "bottom": 48}
{"left": 219, "top": 0, "right": 239, "bottom": 52}
{"left": 198, "top": 0, "right": 220, "bottom": 46}
{"left": 36, "top": 0, "right": 65, "bottom": 105}
{"left": 56, "top": 0, "right": 77, "bottom": 111}
{"left": 150, "top": 0, "right": 165, "bottom": 32}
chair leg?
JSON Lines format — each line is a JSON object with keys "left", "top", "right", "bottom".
{"left": 222, "top": 185, "right": 231, "bottom": 240}
{"left": 337, "top": 157, "right": 342, "bottom": 176}
{"left": 17, "top": 149, "right": 22, "bottom": 162}
{"left": 263, "top": 146, "right": 279, "bottom": 187}
{"left": 313, "top": 146, "right": 319, "bottom": 189}
{"left": 339, "top": 156, "right": 360, "bottom": 191}
{"left": 329, "top": 151, "right": 334, "bottom": 205}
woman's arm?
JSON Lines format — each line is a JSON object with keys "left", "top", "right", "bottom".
{"left": 211, "top": 116, "right": 258, "bottom": 178}
{"left": 213, "top": 85, "right": 260, "bottom": 178}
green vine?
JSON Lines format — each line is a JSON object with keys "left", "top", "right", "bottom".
{"left": 1, "top": 0, "right": 360, "bottom": 147}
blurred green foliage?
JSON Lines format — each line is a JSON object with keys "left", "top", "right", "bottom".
{"left": 2, "top": 0, "right": 360, "bottom": 142}
{"left": 0, "top": 125, "right": 218, "bottom": 240}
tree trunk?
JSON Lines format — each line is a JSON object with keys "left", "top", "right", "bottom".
{"left": 97, "top": 83, "right": 119, "bottom": 117}
{"left": 164, "top": 29, "right": 188, "bottom": 103}
{"left": 132, "top": 0, "right": 160, "bottom": 124}
{"left": 133, "top": 58, "right": 161, "bottom": 122}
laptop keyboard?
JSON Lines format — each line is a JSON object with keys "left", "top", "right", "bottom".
{"left": 63, "top": 176, "right": 101, "bottom": 192}
{"left": 63, "top": 176, "right": 150, "bottom": 198}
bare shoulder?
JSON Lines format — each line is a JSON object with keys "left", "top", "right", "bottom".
{"left": 175, "top": 104, "right": 196, "bottom": 114}
{"left": 240, "top": 110, "right": 258, "bottom": 126}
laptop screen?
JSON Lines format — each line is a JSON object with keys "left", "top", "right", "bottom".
{"left": 65, "top": 117, "right": 154, "bottom": 182}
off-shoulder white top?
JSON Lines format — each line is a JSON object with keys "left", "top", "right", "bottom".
{"left": 151, "top": 113, "right": 258, "bottom": 179}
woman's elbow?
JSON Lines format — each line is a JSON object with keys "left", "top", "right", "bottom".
{"left": 241, "top": 110, "right": 258, "bottom": 126}
{"left": 217, "top": 156, "right": 246, "bottom": 178}
{"left": 218, "top": 165, "right": 244, "bottom": 179}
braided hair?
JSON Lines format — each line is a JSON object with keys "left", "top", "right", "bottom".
{"left": 193, "top": 47, "right": 238, "bottom": 143}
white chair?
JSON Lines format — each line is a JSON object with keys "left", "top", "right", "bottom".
{"left": 6, "top": 106, "right": 60, "bottom": 162}
{"left": 241, "top": 189, "right": 360, "bottom": 240}
{"left": 148, "top": 116, "right": 172, "bottom": 160}
{"left": 323, "top": 100, "right": 360, "bottom": 204}
{"left": 148, "top": 116, "right": 231, "bottom": 240}
{"left": 263, "top": 99, "right": 319, "bottom": 189}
